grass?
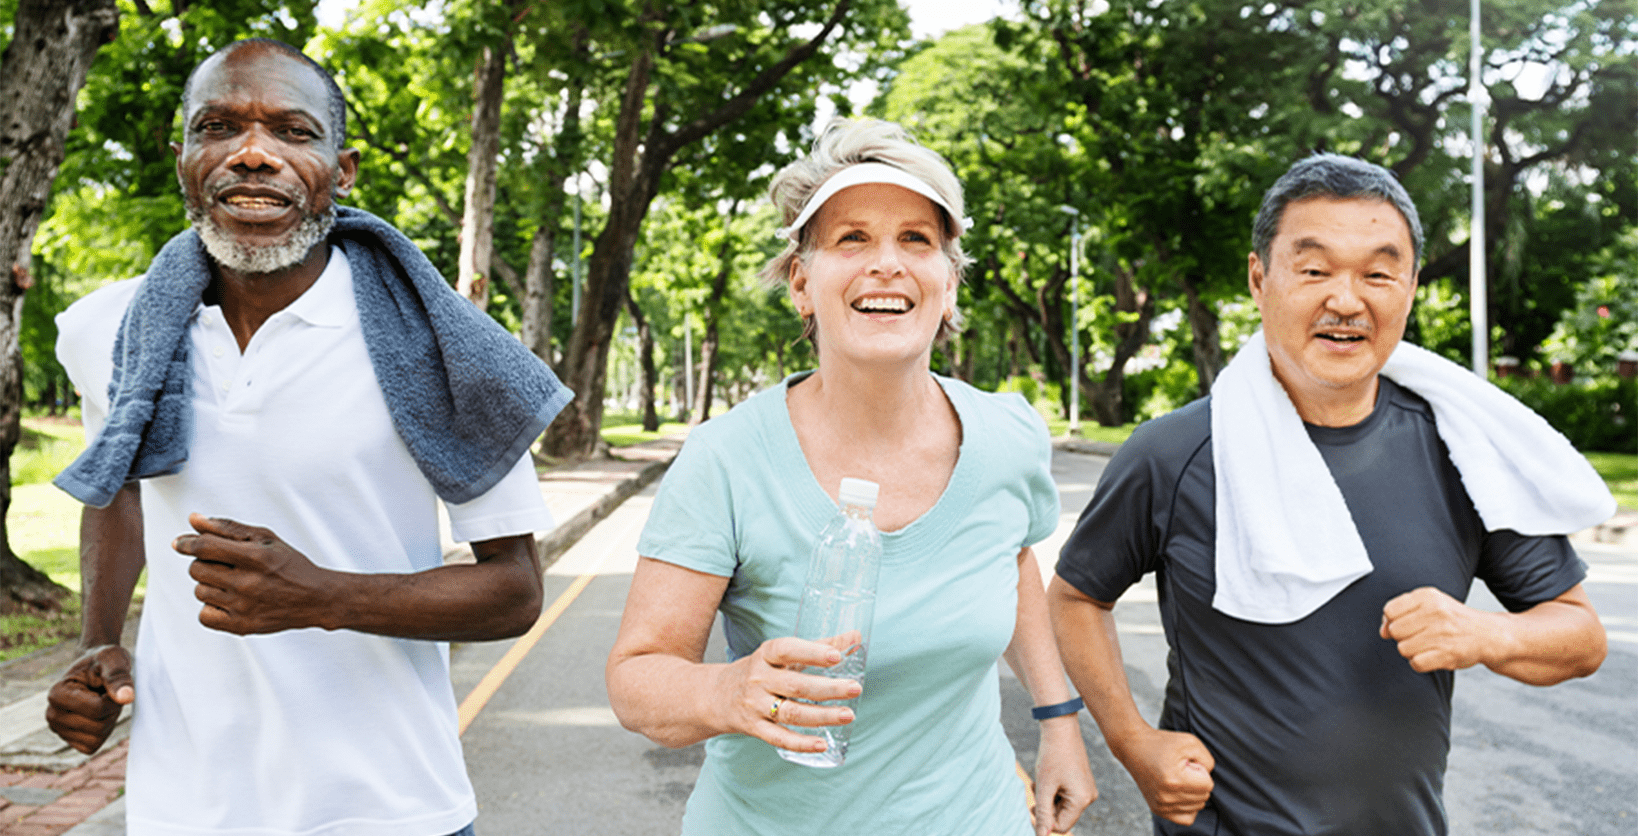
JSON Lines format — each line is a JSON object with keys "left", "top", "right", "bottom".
{"left": 1585, "top": 451, "right": 1638, "bottom": 510}
{"left": 598, "top": 409, "right": 690, "bottom": 448}
{"left": 12, "top": 418, "right": 85, "bottom": 487}
{"left": 0, "top": 596, "right": 82, "bottom": 664}
{"left": 1044, "top": 417, "right": 1139, "bottom": 445}
{"left": 5, "top": 418, "right": 93, "bottom": 662}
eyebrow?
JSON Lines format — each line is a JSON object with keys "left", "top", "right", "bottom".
{"left": 190, "top": 105, "right": 327, "bottom": 135}
{"left": 1291, "top": 237, "right": 1405, "bottom": 261}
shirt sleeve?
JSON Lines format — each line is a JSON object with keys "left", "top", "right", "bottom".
{"left": 996, "top": 392, "right": 1061, "bottom": 548}
{"left": 1476, "top": 529, "right": 1587, "bottom": 612}
{"left": 445, "top": 451, "right": 553, "bottom": 543}
{"left": 635, "top": 429, "right": 739, "bottom": 578}
{"left": 1055, "top": 420, "right": 1181, "bottom": 603}
{"left": 56, "top": 278, "right": 142, "bottom": 441}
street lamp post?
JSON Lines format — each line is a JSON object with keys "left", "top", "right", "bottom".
{"left": 1469, "top": 0, "right": 1488, "bottom": 376}
{"left": 1059, "top": 205, "right": 1081, "bottom": 435}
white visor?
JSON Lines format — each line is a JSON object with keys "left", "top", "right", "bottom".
{"left": 778, "top": 162, "right": 972, "bottom": 242}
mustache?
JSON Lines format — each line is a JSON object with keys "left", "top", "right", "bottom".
{"left": 203, "top": 173, "right": 307, "bottom": 204}
{"left": 1314, "top": 315, "right": 1370, "bottom": 331}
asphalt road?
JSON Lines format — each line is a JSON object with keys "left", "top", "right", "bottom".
{"left": 456, "top": 449, "right": 1637, "bottom": 835}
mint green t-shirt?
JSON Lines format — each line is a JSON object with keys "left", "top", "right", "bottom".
{"left": 637, "top": 372, "right": 1060, "bottom": 836}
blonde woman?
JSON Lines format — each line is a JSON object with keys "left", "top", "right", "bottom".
{"left": 607, "top": 118, "right": 1096, "bottom": 835}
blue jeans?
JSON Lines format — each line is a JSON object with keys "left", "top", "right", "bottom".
{"left": 446, "top": 825, "right": 476, "bottom": 836}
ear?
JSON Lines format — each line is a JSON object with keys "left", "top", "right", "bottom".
{"left": 1247, "top": 251, "right": 1266, "bottom": 304}
{"left": 333, "top": 147, "right": 361, "bottom": 199}
{"left": 787, "top": 258, "right": 810, "bottom": 316}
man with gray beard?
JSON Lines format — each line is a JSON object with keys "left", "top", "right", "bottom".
{"left": 45, "top": 39, "right": 570, "bottom": 836}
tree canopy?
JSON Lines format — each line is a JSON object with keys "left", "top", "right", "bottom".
{"left": 7, "top": 0, "right": 1634, "bottom": 435}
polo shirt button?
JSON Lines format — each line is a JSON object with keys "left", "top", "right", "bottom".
{"left": 213, "top": 347, "right": 224, "bottom": 358}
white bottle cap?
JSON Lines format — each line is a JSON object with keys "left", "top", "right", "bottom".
{"left": 838, "top": 477, "right": 879, "bottom": 509}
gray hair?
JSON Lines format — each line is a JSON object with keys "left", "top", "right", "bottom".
{"left": 1252, "top": 153, "right": 1424, "bottom": 271}
{"left": 760, "top": 118, "right": 971, "bottom": 339}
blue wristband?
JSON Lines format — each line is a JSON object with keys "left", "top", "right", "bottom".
{"left": 1031, "top": 696, "right": 1084, "bottom": 720}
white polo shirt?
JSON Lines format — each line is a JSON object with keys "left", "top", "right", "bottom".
{"left": 57, "top": 248, "right": 552, "bottom": 836}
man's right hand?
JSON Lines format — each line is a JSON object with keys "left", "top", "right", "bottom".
{"left": 45, "top": 645, "right": 134, "bottom": 755}
{"left": 1118, "top": 727, "right": 1215, "bottom": 826}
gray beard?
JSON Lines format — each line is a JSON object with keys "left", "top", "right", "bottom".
{"left": 186, "top": 199, "right": 335, "bottom": 275}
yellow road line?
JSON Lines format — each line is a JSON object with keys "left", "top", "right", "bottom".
{"left": 457, "top": 571, "right": 598, "bottom": 736}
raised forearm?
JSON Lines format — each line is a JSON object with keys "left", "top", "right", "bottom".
{"left": 1381, "top": 584, "right": 1605, "bottom": 686}
{"left": 1046, "top": 576, "right": 1152, "bottom": 752}
{"left": 1481, "top": 587, "right": 1605, "bottom": 685}
{"left": 607, "top": 652, "right": 743, "bottom": 749}
{"left": 313, "top": 534, "right": 544, "bottom": 641}
{"left": 78, "top": 483, "right": 146, "bottom": 649}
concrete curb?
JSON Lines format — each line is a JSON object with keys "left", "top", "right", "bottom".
{"left": 535, "top": 457, "right": 671, "bottom": 568}
{"left": 1051, "top": 437, "right": 1122, "bottom": 457}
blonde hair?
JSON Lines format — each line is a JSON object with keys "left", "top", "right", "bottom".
{"left": 760, "top": 118, "right": 971, "bottom": 339}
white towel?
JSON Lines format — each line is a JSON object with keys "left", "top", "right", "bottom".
{"left": 1209, "top": 330, "right": 1615, "bottom": 624}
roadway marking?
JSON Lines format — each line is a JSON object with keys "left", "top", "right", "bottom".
{"left": 457, "top": 570, "right": 598, "bottom": 735}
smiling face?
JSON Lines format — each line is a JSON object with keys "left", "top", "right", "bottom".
{"left": 174, "top": 43, "right": 357, "bottom": 275}
{"left": 789, "top": 183, "right": 958, "bottom": 370}
{"left": 1249, "top": 196, "right": 1418, "bottom": 425}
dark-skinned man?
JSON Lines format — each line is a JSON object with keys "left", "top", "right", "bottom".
{"left": 1050, "top": 154, "right": 1611, "bottom": 836}
{"left": 45, "top": 39, "right": 570, "bottom": 836}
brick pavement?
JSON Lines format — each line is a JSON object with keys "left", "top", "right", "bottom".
{"left": 0, "top": 740, "right": 125, "bottom": 836}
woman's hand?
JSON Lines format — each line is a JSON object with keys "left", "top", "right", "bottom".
{"left": 1031, "top": 715, "right": 1098, "bottom": 836}
{"left": 609, "top": 558, "right": 864, "bottom": 751}
{"left": 712, "top": 635, "right": 863, "bottom": 754}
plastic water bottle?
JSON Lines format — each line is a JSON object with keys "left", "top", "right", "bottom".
{"left": 778, "top": 477, "right": 882, "bottom": 768}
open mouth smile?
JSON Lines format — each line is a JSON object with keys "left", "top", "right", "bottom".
{"left": 852, "top": 295, "right": 912, "bottom": 314}
{"left": 208, "top": 181, "right": 304, "bottom": 224}
{"left": 1316, "top": 332, "right": 1366, "bottom": 344}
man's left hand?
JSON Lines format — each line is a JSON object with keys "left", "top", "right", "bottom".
{"left": 1380, "top": 586, "right": 1495, "bottom": 672}
{"left": 175, "top": 514, "right": 337, "bottom": 635}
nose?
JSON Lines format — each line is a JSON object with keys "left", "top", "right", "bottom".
{"left": 867, "top": 240, "right": 907, "bottom": 277}
{"left": 1324, "top": 275, "right": 1366, "bottom": 315}
{"left": 224, "top": 125, "right": 285, "bottom": 173}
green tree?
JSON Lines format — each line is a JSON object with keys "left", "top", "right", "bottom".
{"left": 540, "top": 0, "right": 913, "bottom": 457}
{"left": 0, "top": 0, "right": 121, "bottom": 611}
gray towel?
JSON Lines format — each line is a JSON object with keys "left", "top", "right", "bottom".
{"left": 55, "top": 206, "right": 572, "bottom": 508}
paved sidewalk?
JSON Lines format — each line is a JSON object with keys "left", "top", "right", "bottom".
{"left": 0, "top": 436, "right": 682, "bottom": 836}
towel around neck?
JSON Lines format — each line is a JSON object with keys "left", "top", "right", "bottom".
{"left": 1208, "top": 329, "right": 1613, "bottom": 624}
{"left": 53, "top": 206, "right": 572, "bottom": 508}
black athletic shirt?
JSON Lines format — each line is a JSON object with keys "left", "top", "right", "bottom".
{"left": 1057, "top": 378, "right": 1587, "bottom": 836}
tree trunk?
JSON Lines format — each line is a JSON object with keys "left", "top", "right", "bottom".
{"left": 519, "top": 70, "right": 584, "bottom": 366}
{"left": 540, "top": 2, "right": 852, "bottom": 458}
{"left": 692, "top": 205, "right": 737, "bottom": 423}
{"left": 1181, "top": 273, "right": 1223, "bottom": 397}
{"left": 456, "top": 36, "right": 509, "bottom": 309}
{"left": 520, "top": 226, "right": 556, "bottom": 361}
{"left": 1084, "top": 266, "right": 1155, "bottom": 426}
{"left": 0, "top": 0, "right": 120, "bottom": 612}
{"left": 625, "top": 290, "right": 660, "bottom": 433}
